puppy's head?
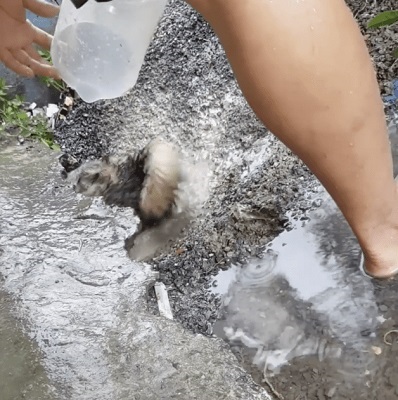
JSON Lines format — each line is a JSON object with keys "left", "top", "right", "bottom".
{"left": 71, "top": 157, "right": 119, "bottom": 197}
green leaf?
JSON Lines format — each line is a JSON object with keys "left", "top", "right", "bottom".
{"left": 393, "top": 48, "right": 398, "bottom": 59}
{"left": 39, "top": 137, "right": 50, "bottom": 147}
{"left": 51, "top": 143, "right": 61, "bottom": 152}
{"left": 368, "top": 10, "right": 398, "bottom": 28}
{"left": 16, "top": 111, "right": 29, "bottom": 120}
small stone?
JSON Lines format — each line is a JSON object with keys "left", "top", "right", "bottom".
{"left": 64, "top": 96, "right": 74, "bottom": 107}
{"left": 361, "top": 329, "right": 372, "bottom": 337}
{"left": 379, "top": 304, "right": 388, "bottom": 312}
{"left": 312, "top": 199, "right": 323, "bottom": 207}
{"left": 326, "top": 387, "right": 336, "bottom": 398}
{"left": 32, "top": 108, "right": 45, "bottom": 117}
{"left": 46, "top": 103, "right": 59, "bottom": 118}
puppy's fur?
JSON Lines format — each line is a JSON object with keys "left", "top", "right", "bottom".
{"left": 65, "top": 137, "right": 210, "bottom": 260}
{"left": 69, "top": 137, "right": 182, "bottom": 229}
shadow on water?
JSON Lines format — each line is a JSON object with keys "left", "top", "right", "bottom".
{"left": 0, "top": 291, "right": 54, "bottom": 400}
{"left": 211, "top": 119, "right": 398, "bottom": 399}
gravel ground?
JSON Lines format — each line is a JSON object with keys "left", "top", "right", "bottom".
{"left": 54, "top": 0, "right": 325, "bottom": 333}
{"left": 54, "top": 0, "right": 398, "bottom": 331}
{"left": 52, "top": 0, "right": 398, "bottom": 397}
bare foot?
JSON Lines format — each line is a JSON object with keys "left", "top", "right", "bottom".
{"left": 363, "top": 252, "right": 398, "bottom": 279}
{"left": 357, "top": 180, "right": 398, "bottom": 279}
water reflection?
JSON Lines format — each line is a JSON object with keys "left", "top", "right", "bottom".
{"left": 210, "top": 120, "right": 398, "bottom": 391}
{"left": 213, "top": 197, "right": 381, "bottom": 381}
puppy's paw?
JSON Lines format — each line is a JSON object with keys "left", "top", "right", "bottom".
{"left": 125, "top": 213, "right": 192, "bottom": 261}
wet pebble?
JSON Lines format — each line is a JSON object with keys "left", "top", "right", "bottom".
{"left": 326, "top": 387, "right": 337, "bottom": 398}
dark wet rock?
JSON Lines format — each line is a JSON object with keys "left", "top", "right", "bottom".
{"left": 58, "top": 153, "right": 80, "bottom": 173}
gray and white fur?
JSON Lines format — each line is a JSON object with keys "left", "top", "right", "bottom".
{"left": 63, "top": 137, "right": 206, "bottom": 260}
{"left": 68, "top": 137, "right": 183, "bottom": 229}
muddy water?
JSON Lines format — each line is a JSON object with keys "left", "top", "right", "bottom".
{"left": 0, "top": 143, "right": 144, "bottom": 398}
{"left": 211, "top": 119, "right": 398, "bottom": 399}
{"left": 0, "top": 143, "right": 271, "bottom": 400}
{"left": 0, "top": 291, "right": 55, "bottom": 400}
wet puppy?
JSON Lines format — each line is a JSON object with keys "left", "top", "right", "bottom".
{"left": 65, "top": 138, "right": 195, "bottom": 260}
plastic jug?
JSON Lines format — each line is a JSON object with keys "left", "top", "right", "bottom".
{"left": 51, "top": 0, "right": 168, "bottom": 103}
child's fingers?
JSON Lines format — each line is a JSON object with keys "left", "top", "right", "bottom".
{"left": 1, "top": 48, "right": 34, "bottom": 77}
{"left": 29, "top": 22, "right": 53, "bottom": 50}
{"left": 24, "top": 45, "right": 61, "bottom": 78}
{"left": 23, "top": 0, "right": 60, "bottom": 18}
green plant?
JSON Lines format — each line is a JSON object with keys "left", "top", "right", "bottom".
{"left": 0, "top": 79, "right": 60, "bottom": 150}
{"left": 368, "top": 10, "right": 398, "bottom": 58}
{"left": 37, "top": 49, "right": 67, "bottom": 93}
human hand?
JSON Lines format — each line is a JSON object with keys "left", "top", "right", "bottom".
{"left": 0, "top": 0, "right": 60, "bottom": 78}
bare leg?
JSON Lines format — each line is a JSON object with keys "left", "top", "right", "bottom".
{"left": 187, "top": 0, "right": 398, "bottom": 278}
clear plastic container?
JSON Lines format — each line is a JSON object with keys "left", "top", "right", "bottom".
{"left": 51, "top": 0, "right": 167, "bottom": 103}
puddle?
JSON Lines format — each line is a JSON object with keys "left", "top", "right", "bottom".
{"left": 211, "top": 120, "right": 398, "bottom": 397}
{"left": 0, "top": 143, "right": 146, "bottom": 398}
{"left": 212, "top": 198, "right": 380, "bottom": 375}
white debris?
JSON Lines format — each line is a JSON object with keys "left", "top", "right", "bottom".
{"left": 28, "top": 102, "right": 37, "bottom": 110}
{"left": 46, "top": 103, "right": 59, "bottom": 118}
{"left": 371, "top": 346, "right": 382, "bottom": 356}
{"left": 64, "top": 96, "right": 74, "bottom": 107}
{"left": 32, "top": 108, "right": 45, "bottom": 118}
{"left": 154, "top": 282, "right": 173, "bottom": 320}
